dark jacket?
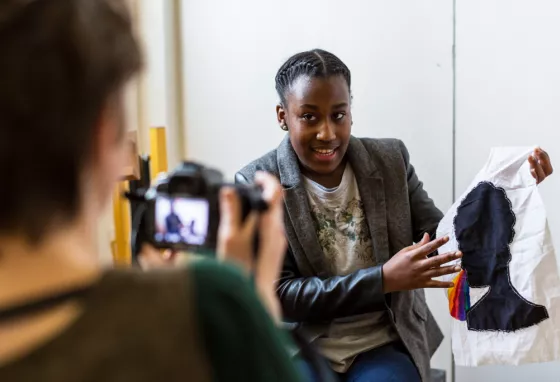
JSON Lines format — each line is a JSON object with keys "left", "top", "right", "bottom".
{"left": 236, "top": 135, "right": 445, "bottom": 381}
{"left": 0, "top": 261, "right": 303, "bottom": 382}
{"left": 165, "top": 212, "right": 183, "bottom": 234}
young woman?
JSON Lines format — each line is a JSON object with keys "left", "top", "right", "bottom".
{"left": 236, "top": 49, "right": 553, "bottom": 381}
{"left": 0, "top": 1, "right": 300, "bottom": 381}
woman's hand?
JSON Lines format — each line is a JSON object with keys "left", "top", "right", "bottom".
{"left": 217, "top": 172, "right": 287, "bottom": 322}
{"left": 216, "top": 187, "right": 259, "bottom": 274}
{"left": 382, "top": 233, "right": 462, "bottom": 293}
{"left": 529, "top": 148, "right": 553, "bottom": 184}
{"left": 138, "top": 245, "right": 178, "bottom": 270}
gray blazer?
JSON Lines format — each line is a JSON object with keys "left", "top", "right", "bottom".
{"left": 237, "top": 135, "right": 444, "bottom": 381}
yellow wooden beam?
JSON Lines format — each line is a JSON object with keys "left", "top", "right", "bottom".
{"left": 112, "top": 181, "right": 131, "bottom": 266}
{"left": 111, "top": 126, "right": 168, "bottom": 266}
{"left": 150, "top": 126, "right": 168, "bottom": 179}
{"left": 110, "top": 130, "right": 140, "bottom": 266}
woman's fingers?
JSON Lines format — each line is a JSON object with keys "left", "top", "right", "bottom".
{"left": 424, "top": 280, "right": 455, "bottom": 288}
{"left": 162, "top": 249, "right": 178, "bottom": 261}
{"left": 410, "top": 236, "right": 449, "bottom": 259}
{"left": 408, "top": 233, "right": 430, "bottom": 251}
{"left": 420, "top": 232, "right": 430, "bottom": 245}
{"left": 219, "top": 187, "right": 242, "bottom": 229}
{"left": 536, "top": 148, "right": 553, "bottom": 175}
{"left": 529, "top": 155, "right": 547, "bottom": 184}
{"left": 241, "top": 211, "right": 259, "bottom": 237}
{"left": 255, "top": 231, "right": 287, "bottom": 287}
{"left": 422, "top": 251, "right": 462, "bottom": 269}
{"left": 254, "top": 172, "right": 287, "bottom": 287}
{"left": 138, "top": 244, "right": 176, "bottom": 270}
{"left": 255, "top": 172, "right": 284, "bottom": 211}
{"left": 424, "top": 264, "right": 461, "bottom": 279}
{"left": 217, "top": 188, "right": 253, "bottom": 268}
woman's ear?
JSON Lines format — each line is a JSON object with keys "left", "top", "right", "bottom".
{"left": 93, "top": 94, "right": 128, "bottom": 186}
{"left": 276, "top": 104, "right": 287, "bottom": 130}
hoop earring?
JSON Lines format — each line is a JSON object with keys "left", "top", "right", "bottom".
{"left": 280, "top": 123, "right": 288, "bottom": 131}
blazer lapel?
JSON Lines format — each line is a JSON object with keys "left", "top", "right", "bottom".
{"left": 276, "top": 136, "right": 331, "bottom": 277}
{"left": 347, "top": 137, "right": 391, "bottom": 264}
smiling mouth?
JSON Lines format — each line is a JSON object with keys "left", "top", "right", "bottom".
{"left": 312, "top": 147, "right": 338, "bottom": 157}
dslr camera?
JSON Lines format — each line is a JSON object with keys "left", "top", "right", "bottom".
{"left": 131, "top": 161, "right": 267, "bottom": 254}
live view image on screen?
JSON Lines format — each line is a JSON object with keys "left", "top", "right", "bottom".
{"left": 154, "top": 197, "right": 209, "bottom": 245}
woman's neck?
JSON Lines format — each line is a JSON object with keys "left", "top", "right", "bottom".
{"left": 301, "top": 158, "right": 348, "bottom": 189}
{"left": 0, "top": 217, "right": 105, "bottom": 366}
{"left": 0, "top": 222, "right": 102, "bottom": 308}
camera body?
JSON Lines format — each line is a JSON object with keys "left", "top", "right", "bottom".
{"left": 141, "top": 161, "right": 267, "bottom": 252}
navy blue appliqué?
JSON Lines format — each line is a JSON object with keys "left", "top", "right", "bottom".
{"left": 454, "top": 181, "right": 549, "bottom": 332}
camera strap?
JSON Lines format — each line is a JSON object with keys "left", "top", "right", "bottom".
{"left": 0, "top": 286, "right": 92, "bottom": 323}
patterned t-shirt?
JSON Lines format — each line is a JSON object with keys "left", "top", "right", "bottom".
{"left": 303, "top": 164, "right": 399, "bottom": 373}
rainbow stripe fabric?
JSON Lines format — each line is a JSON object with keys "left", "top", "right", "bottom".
{"left": 448, "top": 269, "right": 471, "bottom": 321}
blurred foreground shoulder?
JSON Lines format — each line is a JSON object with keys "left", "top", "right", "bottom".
{"left": 189, "top": 259, "right": 303, "bottom": 382}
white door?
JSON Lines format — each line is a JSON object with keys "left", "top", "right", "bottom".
{"left": 455, "top": 1, "right": 560, "bottom": 381}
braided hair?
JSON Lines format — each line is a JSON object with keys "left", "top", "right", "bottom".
{"left": 275, "top": 49, "right": 351, "bottom": 106}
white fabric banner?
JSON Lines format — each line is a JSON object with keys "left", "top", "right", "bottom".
{"left": 437, "top": 147, "right": 560, "bottom": 366}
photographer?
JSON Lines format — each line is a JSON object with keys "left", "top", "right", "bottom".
{"left": 140, "top": 172, "right": 288, "bottom": 325}
{"left": 0, "top": 1, "right": 301, "bottom": 381}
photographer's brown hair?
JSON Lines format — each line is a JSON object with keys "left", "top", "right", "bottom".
{"left": 0, "top": 0, "right": 143, "bottom": 243}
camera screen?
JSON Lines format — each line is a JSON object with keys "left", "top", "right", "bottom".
{"left": 154, "top": 196, "right": 209, "bottom": 246}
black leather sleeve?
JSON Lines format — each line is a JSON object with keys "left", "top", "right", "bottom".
{"left": 277, "top": 247, "right": 387, "bottom": 323}
{"left": 235, "top": 171, "right": 388, "bottom": 323}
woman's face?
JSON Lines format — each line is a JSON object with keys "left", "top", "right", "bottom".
{"left": 277, "top": 75, "right": 352, "bottom": 180}
{"left": 91, "top": 94, "right": 129, "bottom": 213}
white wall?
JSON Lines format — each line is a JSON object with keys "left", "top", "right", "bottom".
{"left": 455, "top": 1, "right": 560, "bottom": 381}
{"left": 180, "top": 1, "right": 454, "bottom": 379}
{"left": 138, "top": 0, "right": 184, "bottom": 165}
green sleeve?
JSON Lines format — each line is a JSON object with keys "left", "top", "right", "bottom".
{"left": 190, "top": 259, "right": 304, "bottom": 382}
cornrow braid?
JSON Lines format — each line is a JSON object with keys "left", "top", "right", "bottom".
{"left": 275, "top": 49, "right": 351, "bottom": 106}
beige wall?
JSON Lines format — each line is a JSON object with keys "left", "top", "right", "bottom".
{"left": 95, "top": 0, "right": 143, "bottom": 266}
{"left": 96, "top": 0, "right": 184, "bottom": 265}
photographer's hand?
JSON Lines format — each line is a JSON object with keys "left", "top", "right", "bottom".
{"left": 217, "top": 172, "right": 286, "bottom": 323}
{"left": 138, "top": 246, "right": 178, "bottom": 270}
{"left": 253, "top": 172, "right": 287, "bottom": 323}
{"left": 216, "top": 189, "right": 259, "bottom": 275}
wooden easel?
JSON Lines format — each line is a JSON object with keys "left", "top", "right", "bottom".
{"left": 111, "top": 127, "right": 169, "bottom": 266}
